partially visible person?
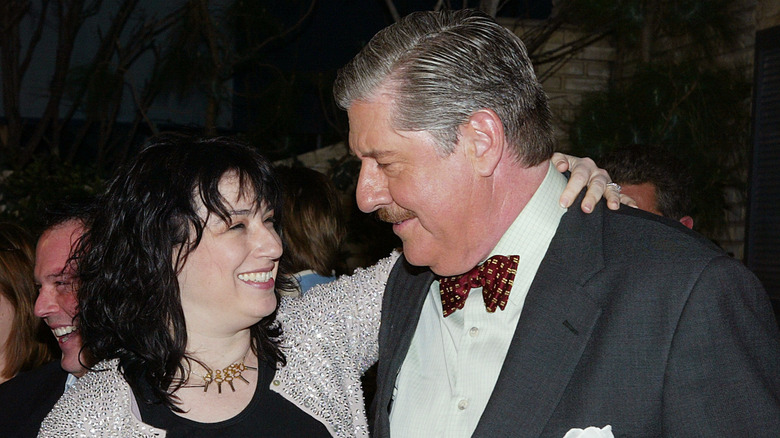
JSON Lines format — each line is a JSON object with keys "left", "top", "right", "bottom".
{"left": 39, "top": 134, "right": 620, "bottom": 438}
{"left": 33, "top": 202, "right": 93, "bottom": 379}
{"left": 0, "top": 223, "right": 56, "bottom": 384}
{"left": 276, "top": 165, "right": 347, "bottom": 295}
{"left": 0, "top": 201, "right": 92, "bottom": 437}
{"left": 601, "top": 143, "right": 694, "bottom": 228}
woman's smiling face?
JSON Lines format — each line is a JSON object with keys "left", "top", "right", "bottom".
{"left": 177, "top": 173, "right": 283, "bottom": 336}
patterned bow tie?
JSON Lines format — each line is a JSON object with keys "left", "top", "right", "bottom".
{"left": 438, "top": 255, "right": 520, "bottom": 317}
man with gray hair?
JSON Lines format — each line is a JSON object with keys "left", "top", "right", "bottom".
{"left": 334, "top": 9, "right": 780, "bottom": 437}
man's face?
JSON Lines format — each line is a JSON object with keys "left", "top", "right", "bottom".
{"left": 33, "top": 220, "right": 85, "bottom": 377}
{"left": 620, "top": 182, "right": 693, "bottom": 229}
{"left": 348, "top": 94, "right": 486, "bottom": 276}
{"left": 620, "top": 182, "right": 661, "bottom": 216}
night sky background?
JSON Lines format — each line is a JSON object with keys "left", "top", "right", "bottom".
{"left": 234, "top": 1, "right": 553, "bottom": 154}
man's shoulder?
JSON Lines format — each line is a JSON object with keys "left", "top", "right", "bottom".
{"left": 559, "top": 201, "right": 724, "bottom": 262}
{"left": 550, "top": 200, "right": 738, "bottom": 292}
{"left": 604, "top": 205, "right": 723, "bottom": 258}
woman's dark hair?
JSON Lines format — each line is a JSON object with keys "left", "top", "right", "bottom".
{"left": 76, "top": 134, "right": 290, "bottom": 410}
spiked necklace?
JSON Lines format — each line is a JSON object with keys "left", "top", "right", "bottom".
{"left": 187, "top": 357, "right": 257, "bottom": 394}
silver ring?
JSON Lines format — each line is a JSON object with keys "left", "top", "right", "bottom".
{"left": 606, "top": 182, "right": 621, "bottom": 192}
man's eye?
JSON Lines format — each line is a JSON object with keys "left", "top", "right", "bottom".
{"left": 229, "top": 223, "right": 245, "bottom": 230}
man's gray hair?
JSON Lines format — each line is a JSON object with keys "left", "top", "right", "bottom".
{"left": 333, "top": 9, "right": 554, "bottom": 165}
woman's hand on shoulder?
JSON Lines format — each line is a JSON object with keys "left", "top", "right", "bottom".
{"left": 553, "top": 152, "right": 637, "bottom": 213}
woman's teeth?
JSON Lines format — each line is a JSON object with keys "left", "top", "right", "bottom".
{"left": 238, "top": 272, "right": 272, "bottom": 282}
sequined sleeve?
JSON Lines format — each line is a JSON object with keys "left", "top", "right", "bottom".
{"left": 272, "top": 251, "right": 400, "bottom": 438}
{"left": 38, "top": 359, "right": 165, "bottom": 437}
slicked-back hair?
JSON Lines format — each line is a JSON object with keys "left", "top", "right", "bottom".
{"left": 333, "top": 9, "right": 554, "bottom": 165}
{"left": 601, "top": 144, "right": 694, "bottom": 221}
{"left": 0, "top": 223, "right": 56, "bottom": 380}
{"left": 75, "top": 134, "right": 289, "bottom": 410}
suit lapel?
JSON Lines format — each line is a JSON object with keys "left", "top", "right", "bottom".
{"left": 473, "top": 197, "right": 607, "bottom": 437}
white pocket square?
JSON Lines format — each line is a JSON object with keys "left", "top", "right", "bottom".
{"left": 563, "top": 425, "right": 613, "bottom": 438}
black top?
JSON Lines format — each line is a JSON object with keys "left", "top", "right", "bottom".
{"left": 0, "top": 360, "right": 68, "bottom": 438}
{"left": 137, "top": 360, "right": 330, "bottom": 437}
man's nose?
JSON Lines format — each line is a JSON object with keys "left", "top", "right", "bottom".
{"left": 34, "top": 288, "right": 57, "bottom": 318}
{"left": 355, "top": 162, "right": 391, "bottom": 213}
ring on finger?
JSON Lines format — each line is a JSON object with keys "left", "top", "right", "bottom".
{"left": 606, "top": 182, "right": 621, "bottom": 192}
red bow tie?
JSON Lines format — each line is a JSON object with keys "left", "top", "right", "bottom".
{"left": 438, "top": 255, "right": 520, "bottom": 317}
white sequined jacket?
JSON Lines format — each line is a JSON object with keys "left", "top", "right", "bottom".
{"left": 38, "top": 252, "right": 399, "bottom": 438}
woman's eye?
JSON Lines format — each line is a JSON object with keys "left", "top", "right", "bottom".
{"left": 229, "top": 223, "right": 245, "bottom": 230}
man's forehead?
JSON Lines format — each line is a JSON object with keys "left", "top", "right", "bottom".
{"left": 35, "top": 221, "right": 84, "bottom": 272}
{"left": 41, "top": 220, "right": 84, "bottom": 243}
{"left": 38, "top": 229, "right": 79, "bottom": 254}
{"left": 348, "top": 97, "right": 419, "bottom": 158}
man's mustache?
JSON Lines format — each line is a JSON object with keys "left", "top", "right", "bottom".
{"left": 376, "top": 207, "right": 415, "bottom": 224}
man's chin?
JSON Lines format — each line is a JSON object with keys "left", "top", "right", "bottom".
{"left": 61, "top": 355, "right": 86, "bottom": 377}
{"left": 404, "top": 247, "right": 478, "bottom": 277}
{"left": 59, "top": 336, "right": 86, "bottom": 376}
{"left": 401, "top": 244, "right": 442, "bottom": 272}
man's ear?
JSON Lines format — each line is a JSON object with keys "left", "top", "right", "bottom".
{"left": 461, "top": 109, "right": 505, "bottom": 177}
{"left": 679, "top": 215, "right": 694, "bottom": 229}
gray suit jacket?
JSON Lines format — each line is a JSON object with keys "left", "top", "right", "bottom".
{"left": 372, "top": 196, "right": 780, "bottom": 437}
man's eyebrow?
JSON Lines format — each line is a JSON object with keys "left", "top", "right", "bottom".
{"left": 44, "top": 272, "right": 67, "bottom": 281}
{"left": 360, "top": 150, "right": 395, "bottom": 160}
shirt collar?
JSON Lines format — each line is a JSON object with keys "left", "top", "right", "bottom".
{"left": 64, "top": 373, "right": 78, "bottom": 391}
{"left": 488, "top": 162, "right": 568, "bottom": 306}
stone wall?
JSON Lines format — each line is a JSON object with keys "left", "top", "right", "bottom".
{"left": 502, "top": 19, "right": 615, "bottom": 150}
{"left": 757, "top": 0, "right": 780, "bottom": 30}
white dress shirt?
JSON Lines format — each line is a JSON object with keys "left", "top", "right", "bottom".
{"left": 389, "top": 164, "right": 568, "bottom": 437}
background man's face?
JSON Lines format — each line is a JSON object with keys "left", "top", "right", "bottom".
{"left": 619, "top": 182, "right": 661, "bottom": 216}
{"left": 33, "top": 221, "right": 85, "bottom": 377}
{"left": 620, "top": 182, "right": 694, "bottom": 229}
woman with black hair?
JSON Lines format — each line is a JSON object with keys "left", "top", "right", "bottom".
{"left": 37, "top": 134, "right": 400, "bottom": 437}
